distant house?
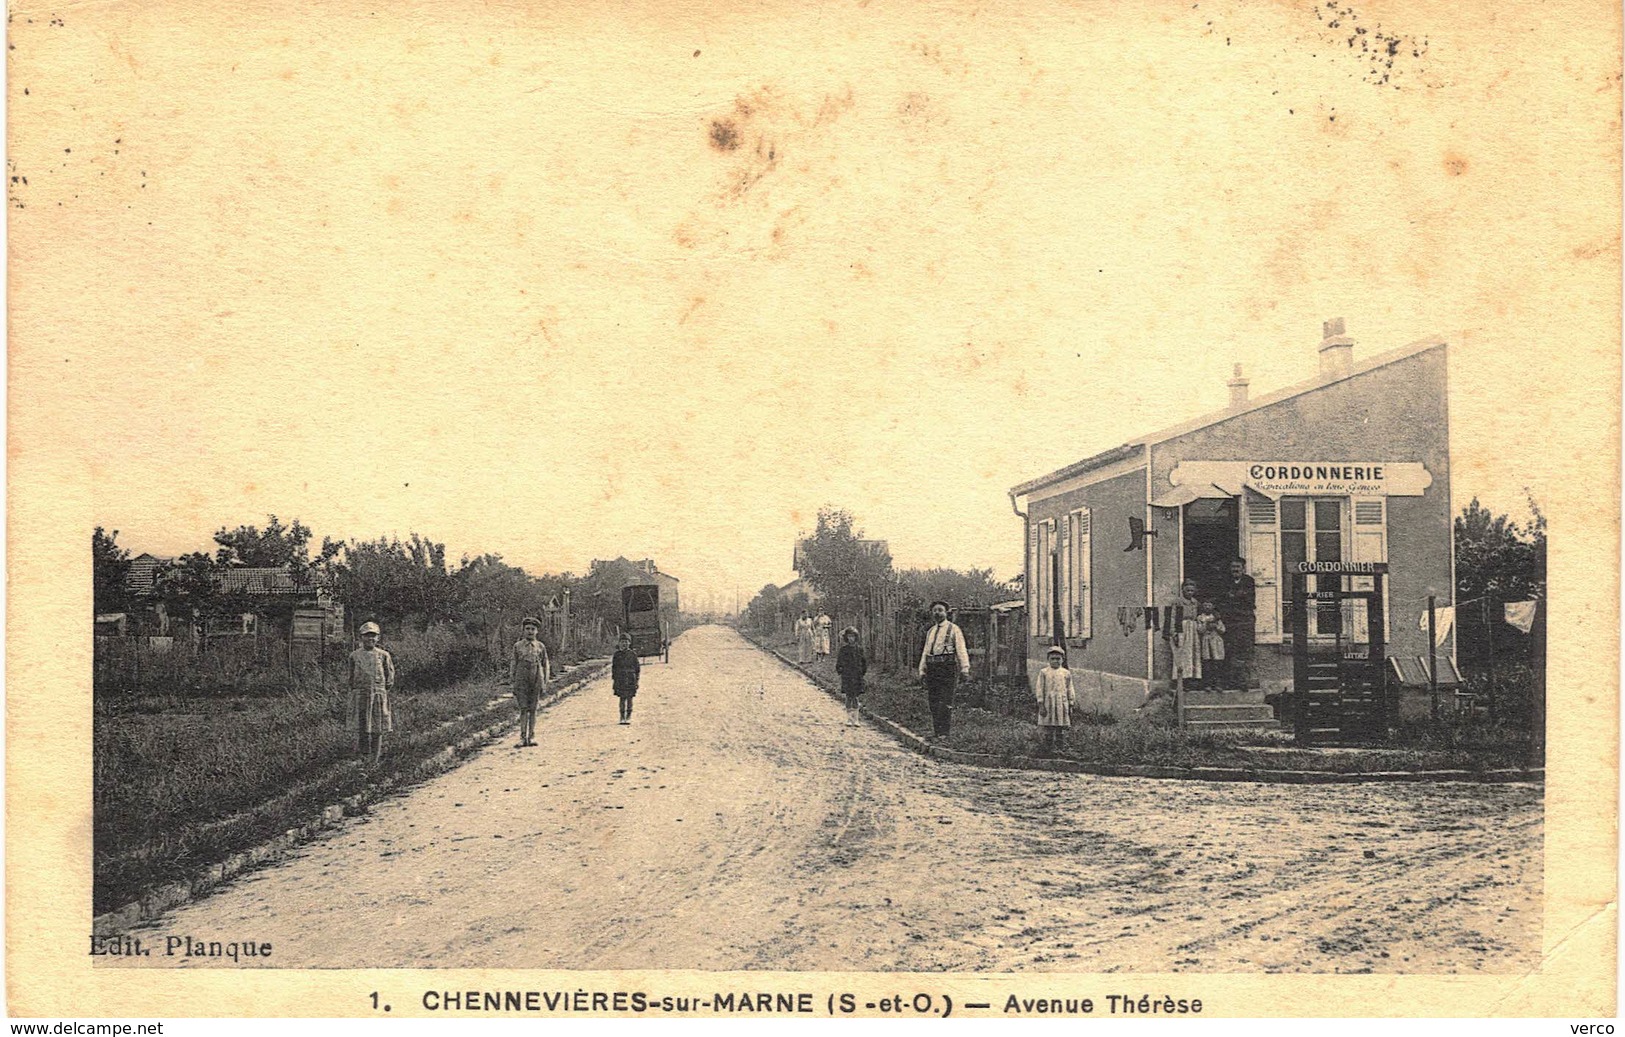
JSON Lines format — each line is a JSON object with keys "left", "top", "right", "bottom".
{"left": 124, "top": 553, "right": 172, "bottom": 597}
{"left": 103, "top": 551, "right": 343, "bottom": 642}
{"left": 762, "top": 578, "right": 818, "bottom": 634}
{"left": 209, "top": 565, "right": 340, "bottom": 639}
{"left": 585, "top": 557, "right": 681, "bottom": 615}
{"left": 109, "top": 553, "right": 176, "bottom": 635}
{"left": 216, "top": 566, "right": 310, "bottom": 597}
{"left": 628, "top": 558, "right": 681, "bottom": 613}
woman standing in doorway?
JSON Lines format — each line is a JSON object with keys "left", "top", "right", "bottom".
{"left": 1167, "top": 579, "right": 1204, "bottom": 691}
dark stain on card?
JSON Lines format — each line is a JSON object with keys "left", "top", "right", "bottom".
{"left": 709, "top": 119, "right": 739, "bottom": 151}
{"left": 1311, "top": 1, "right": 1429, "bottom": 89}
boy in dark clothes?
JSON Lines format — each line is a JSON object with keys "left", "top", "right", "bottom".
{"left": 835, "top": 626, "right": 867, "bottom": 727}
{"left": 612, "top": 633, "right": 641, "bottom": 725}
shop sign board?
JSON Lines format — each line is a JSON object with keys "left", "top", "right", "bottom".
{"left": 1168, "top": 461, "right": 1432, "bottom": 498}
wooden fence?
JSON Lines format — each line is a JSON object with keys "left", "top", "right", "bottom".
{"left": 823, "top": 582, "right": 1026, "bottom": 685}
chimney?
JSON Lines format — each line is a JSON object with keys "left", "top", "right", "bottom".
{"left": 1319, "top": 317, "right": 1354, "bottom": 376}
{"left": 1226, "top": 363, "right": 1250, "bottom": 408}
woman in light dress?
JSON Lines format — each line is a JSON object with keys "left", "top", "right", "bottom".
{"left": 815, "top": 612, "right": 833, "bottom": 656}
{"left": 1168, "top": 579, "right": 1204, "bottom": 691}
{"left": 795, "top": 611, "right": 815, "bottom": 663}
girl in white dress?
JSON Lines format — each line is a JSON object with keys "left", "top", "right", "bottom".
{"left": 1035, "top": 645, "right": 1077, "bottom": 752}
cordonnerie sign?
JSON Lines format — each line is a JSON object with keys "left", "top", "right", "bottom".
{"left": 1168, "top": 460, "right": 1433, "bottom": 498}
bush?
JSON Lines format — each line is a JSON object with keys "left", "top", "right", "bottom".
{"left": 385, "top": 624, "right": 484, "bottom": 689}
{"left": 93, "top": 623, "right": 497, "bottom": 704}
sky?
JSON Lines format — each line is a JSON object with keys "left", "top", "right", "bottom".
{"left": 11, "top": 0, "right": 1619, "bottom": 615}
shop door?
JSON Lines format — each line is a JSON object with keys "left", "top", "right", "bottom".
{"left": 1288, "top": 563, "right": 1388, "bottom": 745}
{"left": 1182, "top": 497, "right": 1239, "bottom": 599}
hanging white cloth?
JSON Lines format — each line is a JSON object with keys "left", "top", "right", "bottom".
{"left": 1417, "top": 605, "right": 1454, "bottom": 646}
{"left": 1503, "top": 599, "right": 1538, "bottom": 634}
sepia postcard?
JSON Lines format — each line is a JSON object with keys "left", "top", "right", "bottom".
{"left": 6, "top": 0, "right": 1620, "bottom": 1021}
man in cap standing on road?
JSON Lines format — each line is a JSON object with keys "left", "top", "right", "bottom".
{"left": 917, "top": 600, "right": 970, "bottom": 740}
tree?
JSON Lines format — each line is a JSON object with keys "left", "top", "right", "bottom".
{"left": 897, "top": 566, "right": 1015, "bottom": 610}
{"left": 213, "top": 515, "right": 314, "bottom": 568}
{"left": 1455, "top": 495, "right": 1547, "bottom": 602}
{"left": 455, "top": 553, "right": 553, "bottom": 632}
{"left": 797, "top": 506, "right": 894, "bottom": 623}
{"left": 743, "top": 583, "right": 780, "bottom": 632}
{"left": 92, "top": 527, "right": 131, "bottom": 615}
{"left": 150, "top": 551, "right": 223, "bottom": 633}
{"left": 332, "top": 533, "right": 457, "bottom": 629}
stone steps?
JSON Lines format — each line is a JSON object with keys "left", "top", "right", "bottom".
{"left": 1183, "top": 688, "right": 1269, "bottom": 707}
{"left": 1184, "top": 702, "right": 1279, "bottom": 731}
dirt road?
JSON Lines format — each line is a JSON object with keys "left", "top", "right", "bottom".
{"left": 114, "top": 625, "right": 1541, "bottom": 973}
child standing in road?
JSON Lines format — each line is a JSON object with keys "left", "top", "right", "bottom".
{"left": 612, "top": 632, "right": 641, "bottom": 725}
{"left": 1035, "top": 645, "right": 1077, "bottom": 753}
{"left": 347, "top": 621, "right": 395, "bottom": 766}
{"left": 835, "top": 626, "right": 867, "bottom": 726}
{"left": 511, "top": 617, "right": 550, "bottom": 748}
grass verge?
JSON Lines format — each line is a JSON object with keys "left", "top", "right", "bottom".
{"left": 94, "top": 664, "right": 603, "bottom": 914}
{"left": 743, "top": 630, "right": 1536, "bottom": 776}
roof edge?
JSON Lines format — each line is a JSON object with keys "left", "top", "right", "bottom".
{"left": 1009, "top": 442, "right": 1143, "bottom": 498}
{"left": 1142, "top": 336, "right": 1447, "bottom": 450}
{"left": 1009, "top": 335, "right": 1447, "bottom": 499}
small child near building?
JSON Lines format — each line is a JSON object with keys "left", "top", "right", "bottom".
{"left": 834, "top": 626, "right": 867, "bottom": 726}
{"left": 612, "top": 633, "right": 641, "bottom": 725}
{"left": 1195, "top": 601, "right": 1227, "bottom": 690}
{"left": 347, "top": 621, "right": 395, "bottom": 766}
{"left": 1035, "top": 645, "right": 1078, "bottom": 752}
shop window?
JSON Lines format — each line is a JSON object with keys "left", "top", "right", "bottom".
{"left": 1281, "top": 496, "right": 1344, "bottom": 638}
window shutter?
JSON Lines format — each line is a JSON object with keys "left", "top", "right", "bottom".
{"left": 1059, "top": 515, "right": 1072, "bottom": 638}
{"left": 1044, "top": 519, "right": 1056, "bottom": 638}
{"left": 1075, "top": 507, "right": 1093, "bottom": 638}
{"left": 1243, "top": 493, "right": 1282, "bottom": 643}
{"left": 1034, "top": 519, "right": 1056, "bottom": 638}
{"left": 1351, "top": 497, "right": 1389, "bottom": 642}
{"left": 1028, "top": 520, "right": 1041, "bottom": 635}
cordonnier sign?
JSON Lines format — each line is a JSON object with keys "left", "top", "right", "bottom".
{"left": 1167, "top": 461, "right": 1433, "bottom": 498}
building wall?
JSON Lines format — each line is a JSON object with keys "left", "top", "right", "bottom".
{"left": 1025, "top": 466, "right": 1152, "bottom": 712}
{"left": 651, "top": 572, "right": 680, "bottom": 612}
{"left": 1149, "top": 345, "right": 1453, "bottom": 691}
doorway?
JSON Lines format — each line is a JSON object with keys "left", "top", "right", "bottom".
{"left": 1182, "top": 497, "right": 1239, "bottom": 601}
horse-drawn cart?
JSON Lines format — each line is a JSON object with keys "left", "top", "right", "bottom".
{"left": 621, "top": 584, "right": 669, "bottom": 663}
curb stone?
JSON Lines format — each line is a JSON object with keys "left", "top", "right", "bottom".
{"left": 93, "top": 659, "right": 611, "bottom": 937}
{"left": 742, "top": 632, "right": 1543, "bottom": 788}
